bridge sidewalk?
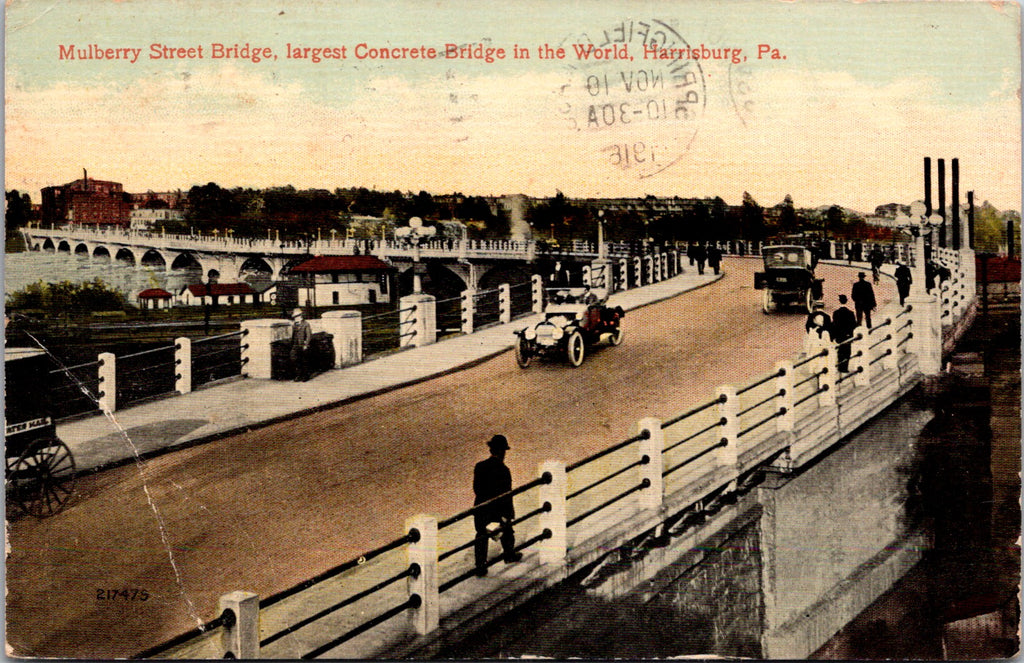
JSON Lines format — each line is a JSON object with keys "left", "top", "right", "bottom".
{"left": 58, "top": 268, "right": 724, "bottom": 474}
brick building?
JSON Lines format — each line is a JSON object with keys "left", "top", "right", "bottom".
{"left": 41, "top": 172, "right": 132, "bottom": 227}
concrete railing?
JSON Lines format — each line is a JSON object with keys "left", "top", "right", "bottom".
{"left": 138, "top": 286, "right": 955, "bottom": 659}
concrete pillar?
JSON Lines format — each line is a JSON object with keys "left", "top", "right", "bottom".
{"left": 645, "top": 255, "right": 655, "bottom": 283}
{"left": 636, "top": 418, "right": 665, "bottom": 511}
{"left": 531, "top": 275, "right": 544, "bottom": 313}
{"left": 98, "top": 352, "right": 116, "bottom": 413}
{"left": 241, "top": 319, "right": 292, "bottom": 379}
{"left": 633, "top": 256, "right": 643, "bottom": 286}
{"left": 219, "top": 591, "right": 260, "bottom": 659}
{"left": 660, "top": 253, "right": 668, "bottom": 280}
{"left": 399, "top": 294, "right": 436, "bottom": 348}
{"left": 538, "top": 460, "right": 567, "bottom": 566}
{"left": 819, "top": 345, "right": 837, "bottom": 407}
{"left": 174, "top": 337, "right": 191, "bottom": 394}
{"left": 406, "top": 515, "right": 439, "bottom": 635}
{"left": 775, "top": 360, "right": 796, "bottom": 432}
{"left": 881, "top": 319, "right": 899, "bottom": 372}
{"left": 461, "top": 288, "right": 476, "bottom": 334}
{"left": 590, "top": 259, "right": 612, "bottom": 290}
{"left": 715, "top": 385, "right": 740, "bottom": 484}
{"left": 851, "top": 329, "right": 871, "bottom": 387}
{"left": 907, "top": 293, "right": 942, "bottom": 374}
{"left": 619, "top": 258, "right": 630, "bottom": 290}
{"left": 498, "top": 284, "right": 511, "bottom": 324}
{"left": 582, "top": 265, "right": 592, "bottom": 287}
{"left": 321, "top": 310, "right": 362, "bottom": 367}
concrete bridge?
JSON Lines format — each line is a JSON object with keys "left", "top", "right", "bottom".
{"left": 21, "top": 226, "right": 646, "bottom": 290}
{"left": 138, "top": 241, "right": 980, "bottom": 660}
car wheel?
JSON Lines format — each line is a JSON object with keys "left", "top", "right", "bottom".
{"left": 566, "top": 331, "right": 585, "bottom": 367}
{"left": 515, "top": 337, "right": 532, "bottom": 368}
{"left": 609, "top": 326, "right": 624, "bottom": 346}
{"left": 804, "top": 288, "right": 815, "bottom": 313}
{"left": 762, "top": 289, "right": 776, "bottom": 314}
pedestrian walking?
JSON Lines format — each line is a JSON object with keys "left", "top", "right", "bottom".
{"left": 851, "top": 272, "right": 876, "bottom": 329}
{"left": 869, "top": 246, "right": 884, "bottom": 284}
{"left": 473, "top": 435, "right": 522, "bottom": 576}
{"left": 706, "top": 244, "right": 722, "bottom": 275}
{"left": 686, "top": 242, "right": 697, "bottom": 266}
{"left": 693, "top": 243, "right": 707, "bottom": 275}
{"left": 894, "top": 262, "right": 912, "bottom": 306}
{"left": 290, "top": 307, "right": 312, "bottom": 382}
{"left": 805, "top": 302, "right": 831, "bottom": 337}
{"left": 831, "top": 295, "right": 858, "bottom": 372}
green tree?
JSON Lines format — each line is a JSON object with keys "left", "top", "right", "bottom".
{"left": 741, "top": 192, "right": 766, "bottom": 240}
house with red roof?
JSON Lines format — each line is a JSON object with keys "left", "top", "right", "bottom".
{"left": 289, "top": 255, "right": 395, "bottom": 306}
{"left": 137, "top": 288, "right": 174, "bottom": 310}
{"left": 177, "top": 282, "right": 259, "bottom": 307}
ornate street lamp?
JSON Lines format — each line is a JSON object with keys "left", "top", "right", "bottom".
{"left": 394, "top": 217, "right": 436, "bottom": 293}
{"left": 895, "top": 201, "right": 943, "bottom": 296}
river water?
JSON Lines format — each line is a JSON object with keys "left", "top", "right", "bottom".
{"left": 4, "top": 250, "right": 201, "bottom": 304}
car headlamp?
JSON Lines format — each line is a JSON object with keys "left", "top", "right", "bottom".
{"left": 551, "top": 327, "right": 564, "bottom": 340}
{"left": 524, "top": 328, "right": 536, "bottom": 340}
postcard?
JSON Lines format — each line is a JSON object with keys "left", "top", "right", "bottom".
{"left": 4, "top": 0, "right": 1020, "bottom": 659}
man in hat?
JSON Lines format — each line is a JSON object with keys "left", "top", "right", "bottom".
{"left": 851, "top": 272, "right": 876, "bottom": 329}
{"left": 831, "top": 294, "right": 858, "bottom": 372}
{"left": 473, "top": 434, "right": 522, "bottom": 576}
{"left": 894, "top": 262, "right": 913, "bottom": 306}
{"left": 290, "top": 307, "right": 312, "bottom": 382}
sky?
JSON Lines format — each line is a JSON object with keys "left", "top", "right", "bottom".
{"left": 4, "top": 0, "right": 1021, "bottom": 214}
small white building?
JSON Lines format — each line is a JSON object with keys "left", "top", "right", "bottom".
{"left": 178, "top": 282, "right": 258, "bottom": 306}
{"left": 137, "top": 288, "right": 174, "bottom": 309}
{"left": 289, "top": 256, "right": 395, "bottom": 306}
{"left": 130, "top": 208, "right": 185, "bottom": 231}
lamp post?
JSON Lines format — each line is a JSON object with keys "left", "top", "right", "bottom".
{"left": 895, "top": 201, "right": 942, "bottom": 297}
{"left": 395, "top": 217, "right": 436, "bottom": 293}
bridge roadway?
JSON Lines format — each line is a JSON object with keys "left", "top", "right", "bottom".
{"left": 5, "top": 259, "right": 897, "bottom": 658}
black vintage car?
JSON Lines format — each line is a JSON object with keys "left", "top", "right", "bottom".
{"left": 514, "top": 287, "right": 624, "bottom": 368}
{"left": 754, "top": 245, "right": 824, "bottom": 314}
{"left": 5, "top": 347, "right": 77, "bottom": 517}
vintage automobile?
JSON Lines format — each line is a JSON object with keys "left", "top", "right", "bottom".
{"left": 514, "top": 287, "right": 624, "bottom": 368}
{"left": 5, "top": 347, "right": 77, "bottom": 517}
{"left": 754, "top": 245, "right": 824, "bottom": 314}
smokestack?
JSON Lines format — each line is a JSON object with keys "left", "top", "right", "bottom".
{"left": 968, "top": 191, "right": 975, "bottom": 249}
{"left": 924, "top": 157, "right": 932, "bottom": 216}
{"left": 1008, "top": 217, "right": 1016, "bottom": 260}
{"left": 951, "top": 158, "right": 960, "bottom": 250}
{"left": 937, "top": 158, "right": 946, "bottom": 248}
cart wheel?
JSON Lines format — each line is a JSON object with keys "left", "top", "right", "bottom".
{"left": 566, "top": 331, "right": 586, "bottom": 367}
{"left": 514, "top": 337, "right": 532, "bottom": 368}
{"left": 608, "top": 326, "right": 624, "bottom": 346}
{"left": 762, "top": 289, "right": 776, "bottom": 314}
{"left": 7, "top": 438, "right": 76, "bottom": 518}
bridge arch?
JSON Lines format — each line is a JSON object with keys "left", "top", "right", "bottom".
{"left": 238, "top": 256, "right": 274, "bottom": 281}
{"left": 114, "top": 248, "right": 136, "bottom": 265}
{"left": 74, "top": 243, "right": 89, "bottom": 255}
{"left": 93, "top": 246, "right": 111, "bottom": 260}
{"left": 57, "top": 240, "right": 71, "bottom": 253}
{"left": 41, "top": 238, "right": 55, "bottom": 252}
{"left": 140, "top": 249, "right": 167, "bottom": 269}
{"left": 478, "top": 262, "right": 534, "bottom": 291}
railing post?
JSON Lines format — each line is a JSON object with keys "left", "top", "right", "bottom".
{"left": 714, "top": 386, "right": 740, "bottom": 486}
{"left": 174, "top": 337, "right": 192, "bottom": 394}
{"left": 645, "top": 255, "right": 655, "bottom": 283}
{"left": 321, "top": 310, "right": 363, "bottom": 367}
{"left": 219, "top": 591, "right": 260, "bottom": 659}
{"left": 538, "top": 460, "right": 567, "bottom": 566}
{"left": 907, "top": 292, "right": 942, "bottom": 374}
{"left": 636, "top": 418, "right": 665, "bottom": 511}
{"left": 98, "top": 352, "right": 116, "bottom": 413}
{"left": 531, "top": 275, "right": 544, "bottom": 313}
{"left": 461, "top": 289, "right": 476, "bottom": 334}
{"left": 852, "top": 329, "right": 871, "bottom": 387}
{"left": 406, "top": 515, "right": 439, "bottom": 635}
{"left": 881, "top": 319, "right": 899, "bottom": 371}
{"left": 498, "top": 284, "right": 511, "bottom": 324}
{"left": 399, "top": 294, "right": 436, "bottom": 348}
{"left": 819, "top": 344, "right": 837, "bottom": 407}
{"left": 660, "top": 253, "right": 668, "bottom": 281}
{"left": 582, "top": 265, "right": 592, "bottom": 287}
{"left": 774, "top": 360, "right": 796, "bottom": 432}
{"left": 619, "top": 257, "right": 630, "bottom": 290}
{"left": 241, "top": 319, "right": 292, "bottom": 379}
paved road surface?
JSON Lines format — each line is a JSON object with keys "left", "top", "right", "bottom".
{"left": 5, "top": 260, "right": 895, "bottom": 658}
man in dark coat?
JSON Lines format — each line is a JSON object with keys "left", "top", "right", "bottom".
{"left": 851, "top": 272, "right": 876, "bottom": 328}
{"left": 706, "top": 244, "right": 722, "bottom": 275}
{"left": 692, "top": 243, "right": 707, "bottom": 275}
{"left": 831, "top": 294, "right": 858, "bottom": 372}
{"left": 290, "top": 308, "right": 313, "bottom": 381}
{"left": 805, "top": 302, "right": 831, "bottom": 337}
{"left": 894, "top": 262, "right": 913, "bottom": 306}
{"left": 473, "top": 435, "right": 522, "bottom": 576}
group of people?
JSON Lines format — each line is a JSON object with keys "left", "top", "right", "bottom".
{"left": 686, "top": 243, "right": 723, "bottom": 275}
{"left": 805, "top": 272, "right": 879, "bottom": 372}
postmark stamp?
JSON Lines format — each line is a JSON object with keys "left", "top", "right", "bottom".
{"left": 556, "top": 18, "right": 708, "bottom": 179}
